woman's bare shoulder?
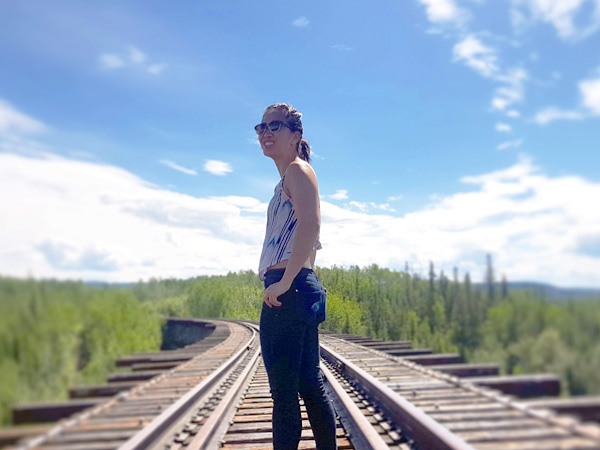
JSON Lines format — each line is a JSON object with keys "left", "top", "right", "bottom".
{"left": 283, "top": 160, "right": 318, "bottom": 198}
{"left": 286, "top": 159, "right": 316, "bottom": 180}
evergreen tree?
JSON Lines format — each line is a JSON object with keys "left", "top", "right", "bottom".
{"left": 486, "top": 253, "right": 495, "bottom": 303}
{"left": 501, "top": 273, "right": 508, "bottom": 299}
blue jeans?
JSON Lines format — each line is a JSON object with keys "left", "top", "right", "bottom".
{"left": 260, "top": 268, "right": 337, "bottom": 450}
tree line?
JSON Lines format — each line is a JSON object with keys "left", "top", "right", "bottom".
{"left": 0, "top": 277, "right": 180, "bottom": 425}
{"left": 1, "top": 260, "right": 599, "bottom": 426}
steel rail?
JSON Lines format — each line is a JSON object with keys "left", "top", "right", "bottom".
{"left": 326, "top": 334, "right": 600, "bottom": 445}
{"left": 320, "top": 360, "right": 391, "bottom": 449}
{"left": 320, "top": 341, "right": 478, "bottom": 450}
{"left": 184, "top": 324, "right": 262, "bottom": 450}
{"left": 117, "top": 325, "right": 257, "bottom": 450}
{"left": 15, "top": 320, "right": 234, "bottom": 450}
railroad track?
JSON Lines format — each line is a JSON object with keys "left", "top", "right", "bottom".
{"left": 3, "top": 318, "right": 600, "bottom": 450}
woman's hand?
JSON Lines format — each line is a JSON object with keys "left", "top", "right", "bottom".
{"left": 263, "top": 280, "right": 292, "bottom": 308}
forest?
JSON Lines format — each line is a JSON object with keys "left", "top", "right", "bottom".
{"left": 1, "top": 260, "right": 599, "bottom": 426}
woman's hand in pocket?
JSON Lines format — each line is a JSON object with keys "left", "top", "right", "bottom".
{"left": 263, "top": 280, "right": 291, "bottom": 308}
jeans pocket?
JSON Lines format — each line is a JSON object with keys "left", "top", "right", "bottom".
{"left": 295, "top": 287, "right": 327, "bottom": 325}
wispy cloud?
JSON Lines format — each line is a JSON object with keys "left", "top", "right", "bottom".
{"left": 331, "top": 44, "right": 355, "bottom": 52}
{"left": 510, "top": 0, "right": 600, "bottom": 41}
{"left": 495, "top": 122, "right": 512, "bottom": 133}
{"left": 347, "top": 200, "right": 395, "bottom": 213}
{"left": 371, "top": 202, "right": 395, "bottom": 212}
{"left": 0, "top": 99, "right": 46, "bottom": 134}
{"left": 98, "top": 45, "right": 167, "bottom": 76}
{"left": 416, "top": 2, "right": 537, "bottom": 126}
{"left": 99, "top": 54, "right": 125, "bottom": 70}
{"left": 159, "top": 159, "right": 197, "bottom": 175}
{"left": 416, "top": 0, "right": 468, "bottom": 27}
{"left": 451, "top": 34, "right": 528, "bottom": 113}
{"left": 418, "top": 0, "right": 600, "bottom": 130}
{"left": 491, "top": 68, "right": 528, "bottom": 111}
{"left": 453, "top": 35, "right": 498, "bottom": 78}
{"left": 292, "top": 16, "right": 310, "bottom": 27}
{"left": 328, "top": 190, "right": 397, "bottom": 212}
{"left": 534, "top": 69, "right": 600, "bottom": 124}
{"left": 534, "top": 108, "right": 584, "bottom": 125}
{"left": 497, "top": 139, "right": 523, "bottom": 151}
{"left": 148, "top": 64, "right": 167, "bottom": 75}
{"left": 349, "top": 200, "right": 367, "bottom": 212}
{"left": 329, "top": 189, "right": 349, "bottom": 200}
{"left": 204, "top": 160, "right": 233, "bottom": 176}
{"left": 580, "top": 72, "right": 600, "bottom": 114}
{"left": 128, "top": 46, "right": 146, "bottom": 64}
{"left": 387, "top": 195, "right": 403, "bottom": 202}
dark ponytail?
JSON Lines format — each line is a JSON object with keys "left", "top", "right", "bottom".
{"left": 298, "top": 138, "right": 311, "bottom": 163}
{"left": 264, "top": 103, "right": 312, "bottom": 164}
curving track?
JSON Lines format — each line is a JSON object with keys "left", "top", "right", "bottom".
{"left": 3, "top": 319, "right": 600, "bottom": 450}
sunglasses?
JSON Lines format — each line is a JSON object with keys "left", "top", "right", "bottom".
{"left": 254, "top": 120, "right": 292, "bottom": 135}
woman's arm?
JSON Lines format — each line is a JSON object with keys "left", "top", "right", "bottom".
{"left": 263, "top": 161, "right": 320, "bottom": 307}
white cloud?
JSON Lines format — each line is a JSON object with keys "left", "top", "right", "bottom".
{"left": 533, "top": 70, "right": 600, "bottom": 124}
{"left": 330, "top": 192, "right": 396, "bottom": 212}
{"left": 387, "top": 195, "right": 403, "bottom": 202}
{"left": 1, "top": 152, "right": 600, "bottom": 286}
{"left": 329, "top": 190, "right": 349, "bottom": 200}
{"left": 204, "top": 160, "right": 233, "bottom": 176}
{"left": 0, "top": 99, "right": 46, "bottom": 134}
{"left": 148, "top": 64, "right": 167, "bottom": 75}
{"left": 417, "top": 0, "right": 468, "bottom": 26}
{"left": 580, "top": 73, "right": 600, "bottom": 114}
{"left": 99, "top": 53, "right": 125, "bottom": 70}
{"left": 292, "top": 16, "right": 310, "bottom": 27}
{"left": 496, "top": 123, "right": 512, "bottom": 132}
{"left": 534, "top": 107, "right": 584, "bottom": 125}
{"left": 453, "top": 35, "right": 498, "bottom": 78}
{"left": 159, "top": 159, "right": 197, "bottom": 175}
{"left": 0, "top": 151, "right": 264, "bottom": 281}
{"left": 349, "top": 201, "right": 368, "bottom": 212}
{"left": 491, "top": 68, "right": 528, "bottom": 111}
{"left": 331, "top": 44, "right": 355, "bottom": 52}
{"left": 370, "top": 202, "right": 396, "bottom": 212}
{"left": 497, "top": 139, "right": 523, "bottom": 151}
{"left": 418, "top": 3, "right": 535, "bottom": 119}
{"left": 98, "top": 46, "right": 166, "bottom": 75}
{"left": 317, "top": 157, "right": 600, "bottom": 287}
{"left": 417, "top": 0, "right": 600, "bottom": 130}
{"left": 128, "top": 46, "right": 146, "bottom": 64}
{"left": 510, "top": 0, "right": 600, "bottom": 41}
{"left": 208, "top": 196, "right": 266, "bottom": 213}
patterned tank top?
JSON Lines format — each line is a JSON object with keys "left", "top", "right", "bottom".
{"left": 258, "top": 174, "right": 322, "bottom": 280}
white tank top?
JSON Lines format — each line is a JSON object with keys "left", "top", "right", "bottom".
{"left": 258, "top": 174, "right": 321, "bottom": 280}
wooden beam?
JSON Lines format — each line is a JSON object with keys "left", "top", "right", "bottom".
{"left": 13, "top": 399, "right": 104, "bottom": 424}
{"left": 69, "top": 382, "right": 139, "bottom": 398}
{"left": 429, "top": 363, "right": 499, "bottom": 377}
{"left": 467, "top": 374, "right": 561, "bottom": 398}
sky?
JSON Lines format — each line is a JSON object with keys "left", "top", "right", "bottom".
{"left": 1, "top": 0, "right": 600, "bottom": 287}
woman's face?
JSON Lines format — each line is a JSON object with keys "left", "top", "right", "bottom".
{"left": 258, "top": 109, "right": 299, "bottom": 159}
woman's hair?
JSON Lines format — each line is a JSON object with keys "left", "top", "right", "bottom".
{"left": 264, "top": 103, "right": 311, "bottom": 163}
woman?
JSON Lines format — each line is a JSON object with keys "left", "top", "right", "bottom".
{"left": 256, "top": 103, "right": 337, "bottom": 450}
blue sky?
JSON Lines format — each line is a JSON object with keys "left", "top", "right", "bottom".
{"left": 1, "top": 0, "right": 600, "bottom": 287}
